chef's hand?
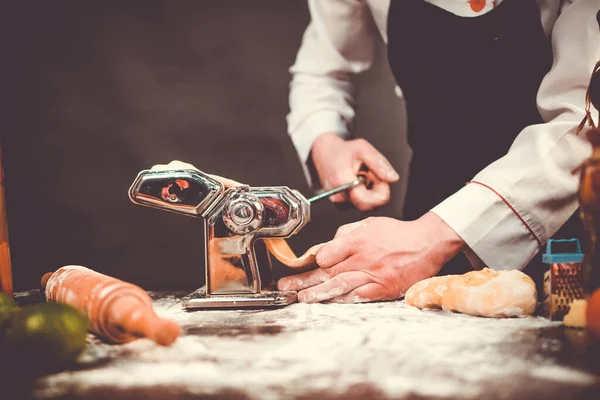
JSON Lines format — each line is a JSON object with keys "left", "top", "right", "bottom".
{"left": 277, "top": 212, "right": 466, "bottom": 303}
{"left": 150, "top": 160, "right": 245, "bottom": 187}
{"left": 311, "top": 132, "right": 400, "bottom": 211}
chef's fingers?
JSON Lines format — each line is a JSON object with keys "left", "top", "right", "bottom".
{"left": 151, "top": 160, "right": 198, "bottom": 171}
{"left": 315, "top": 237, "right": 356, "bottom": 268}
{"left": 348, "top": 180, "right": 391, "bottom": 211}
{"left": 277, "top": 268, "right": 330, "bottom": 291}
{"left": 151, "top": 163, "right": 172, "bottom": 171}
{"left": 353, "top": 140, "right": 399, "bottom": 183}
{"left": 297, "top": 271, "right": 371, "bottom": 303}
{"left": 168, "top": 160, "right": 197, "bottom": 169}
{"left": 327, "top": 283, "right": 384, "bottom": 304}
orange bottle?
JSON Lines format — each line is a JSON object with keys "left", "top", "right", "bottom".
{"left": 0, "top": 143, "right": 13, "bottom": 297}
{"left": 579, "top": 129, "right": 600, "bottom": 296}
{"left": 578, "top": 60, "right": 600, "bottom": 338}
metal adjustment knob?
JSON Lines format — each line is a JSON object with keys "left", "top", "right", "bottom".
{"left": 222, "top": 193, "right": 264, "bottom": 235}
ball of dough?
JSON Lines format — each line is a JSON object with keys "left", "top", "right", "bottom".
{"left": 404, "top": 275, "right": 452, "bottom": 309}
{"left": 441, "top": 268, "right": 537, "bottom": 318}
{"left": 405, "top": 268, "right": 537, "bottom": 318}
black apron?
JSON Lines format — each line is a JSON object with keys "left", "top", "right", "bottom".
{"left": 386, "top": 0, "right": 582, "bottom": 276}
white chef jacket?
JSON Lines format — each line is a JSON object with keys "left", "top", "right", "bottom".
{"left": 287, "top": 0, "right": 600, "bottom": 271}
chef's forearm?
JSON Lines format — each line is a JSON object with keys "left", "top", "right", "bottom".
{"left": 286, "top": 0, "right": 377, "bottom": 173}
{"left": 431, "top": 0, "right": 599, "bottom": 270}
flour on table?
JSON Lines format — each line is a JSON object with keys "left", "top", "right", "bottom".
{"left": 33, "top": 293, "right": 599, "bottom": 400}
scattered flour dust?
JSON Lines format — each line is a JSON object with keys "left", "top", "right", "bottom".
{"left": 33, "top": 294, "right": 599, "bottom": 400}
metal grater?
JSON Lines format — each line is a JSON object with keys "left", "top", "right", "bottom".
{"left": 541, "top": 239, "right": 585, "bottom": 321}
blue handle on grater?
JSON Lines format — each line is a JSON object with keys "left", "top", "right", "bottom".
{"left": 542, "top": 238, "right": 584, "bottom": 264}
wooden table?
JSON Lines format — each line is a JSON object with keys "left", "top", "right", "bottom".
{"left": 8, "top": 291, "right": 600, "bottom": 400}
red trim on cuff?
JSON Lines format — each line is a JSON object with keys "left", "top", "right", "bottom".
{"left": 467, "top": 181, "right": 542, "bottom": 246}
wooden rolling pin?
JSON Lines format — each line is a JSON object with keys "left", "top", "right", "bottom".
{"left": 41, "top": 266, "right": 180, "bottom": 346}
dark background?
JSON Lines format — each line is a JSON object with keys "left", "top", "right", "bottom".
{"left": 2, "top": 1, "right": 409, "bottom": 292}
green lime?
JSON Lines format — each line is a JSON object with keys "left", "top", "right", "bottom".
{"left": 0, "top": 292, "right": 17, "bottom": 308}
{"left": 0, "top": 305, "right": 19, "bottom": 327}
{"left": 0, "top": 308, "right": 18, "bottom": 342}
{"left": 0, "top": 293, "right": 19, "bottom": 340}
{"left": 2, "top": 303, "right": 89, "bottom": 376}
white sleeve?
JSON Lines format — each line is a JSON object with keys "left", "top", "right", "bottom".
{"left": 431, "top": 0, "right": 599, "bottom": 271}
{"left": 286, "top": 0, "right": 378, "bottom": 167}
